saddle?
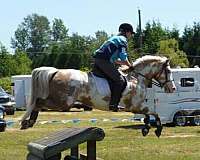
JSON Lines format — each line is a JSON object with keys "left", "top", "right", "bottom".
{"left": 89, "top": 72, "right": 111, "bottom": 96}
{"left": 89, "top": 72, "right": 134, "bottom": 97}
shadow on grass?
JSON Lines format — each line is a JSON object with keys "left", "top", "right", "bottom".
{"left": 67, "top": 110, "right": 83, "bottom": 113}
{"left": 41, "top": 109, "right": 83, "bottom": 113}
{"left": 114, "top": 124, "right": 145, "bottom": 130}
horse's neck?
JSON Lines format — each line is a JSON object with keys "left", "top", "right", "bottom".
{"left": 135, "top": 62, "right": 160, "bottom": 80}
{"left": 133, "top": 63, "right": 160, "bottom": 91}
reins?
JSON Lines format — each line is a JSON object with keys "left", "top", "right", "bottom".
{"left": 131, "top": 70, "right": 163, "bottom": 88}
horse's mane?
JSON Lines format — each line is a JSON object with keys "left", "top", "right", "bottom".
{"left": 132, "top": 55, "right": 167, "bottom": 67}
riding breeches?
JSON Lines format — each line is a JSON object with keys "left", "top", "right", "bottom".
{"left": 92, "top": 58, "right": 127, "bottom": 106}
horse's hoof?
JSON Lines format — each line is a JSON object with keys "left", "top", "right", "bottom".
{"left": 155, "top": 126, "right": 163, "bottom": 138}
{"left": 155, "top": 129, "right": 161, "bottom": 137}
{"left": 142, "top": 128, "right": 149, "bottom": 136}
{"left": 28, "top": 120, "right": 36, "bottom": 128}
{"left": 20, "top": 120, "right": 29, "bottom": 130}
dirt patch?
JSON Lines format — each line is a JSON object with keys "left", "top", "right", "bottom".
{"left": 39, "top": 112, "right": 73, "bottom": 115}
{"left": 5, "top": 128, "right": 21, "bottom": 132}
{"left": 164, "top": 134, "right": 199, "bottom": 138}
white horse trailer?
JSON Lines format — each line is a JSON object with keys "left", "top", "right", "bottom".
{"left": 135, "top": 68, "right": 200, "bottom": 126}
{"left": 11, "top": 75, "right": 32, "bottom": 110}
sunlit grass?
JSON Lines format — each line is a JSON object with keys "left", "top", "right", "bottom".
{"left": 1, "top": 110, "right": 200, "bottom": 160}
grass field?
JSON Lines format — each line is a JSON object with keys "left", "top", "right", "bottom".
{"left": 0, "top": 110, "right": 200, "bottom": 160}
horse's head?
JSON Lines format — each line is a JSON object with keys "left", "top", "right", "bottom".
{"left": 153, "top": 59, "right": 176, "bottom": 93}
{"left": 126, "top": 55, "right": 176, "bottom": 93}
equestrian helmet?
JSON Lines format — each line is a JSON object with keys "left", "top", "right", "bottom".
{"left": 119, "top": 23, "right": 135, "bottom": 34}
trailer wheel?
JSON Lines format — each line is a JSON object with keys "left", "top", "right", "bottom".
{"left": 191, "top": 111, "right": 200, "bottom": 126}
{"left": 0, "top": 119, "right": 6, "bottom": 132}
{"left": 173, "top": 112, "right": 187, "bottom": 126}
{"left": 6, "top": 109, "right": 15, "bottom": 115}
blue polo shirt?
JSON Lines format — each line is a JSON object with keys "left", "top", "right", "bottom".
{"left": 94, "top": 35, "right": 128, "bottom": 63}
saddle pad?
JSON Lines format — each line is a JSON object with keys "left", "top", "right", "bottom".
{"left": 91, "top": 73, "right": 111, "bottom": 96}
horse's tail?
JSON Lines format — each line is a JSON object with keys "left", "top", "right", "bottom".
{"left": 21, "top": 67, "right": 58, "bottom": 122}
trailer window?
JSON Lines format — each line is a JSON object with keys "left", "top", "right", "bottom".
{"left": 180, "top": 78, "right": 194, "bottom": 87}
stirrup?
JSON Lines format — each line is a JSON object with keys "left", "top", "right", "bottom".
{"left": 109, "top": 105, "right": 119, "bottom": 112}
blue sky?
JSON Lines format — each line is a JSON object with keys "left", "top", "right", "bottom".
{"left": 1, "top": 0, "right": 200, "bottom": 52}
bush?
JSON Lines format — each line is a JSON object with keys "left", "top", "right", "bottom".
{"left": 0, "top": 77, "right": 11, "bottom": 93}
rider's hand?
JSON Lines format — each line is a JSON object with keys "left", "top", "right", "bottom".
{"left": 129, "top": 66, "right": 134, "bottom": 71}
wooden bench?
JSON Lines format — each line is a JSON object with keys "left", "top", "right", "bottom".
{"left": 27, "top": 127, "right": 105, "bottom": 160}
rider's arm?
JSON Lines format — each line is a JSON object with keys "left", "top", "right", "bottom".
{"left": 114, "top": 46, "right": 132, "bottom": 67}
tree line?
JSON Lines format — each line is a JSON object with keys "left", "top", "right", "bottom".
{"left": 1, "top": 13, "right": 200, "bottom": 78}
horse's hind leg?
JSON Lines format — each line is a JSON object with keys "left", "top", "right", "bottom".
{"left": 20, "top": 110, "right": 39, "bottom": 130}
{"left": 28, "top": 110, "right": 39, "bottom": 127}
{"left": 142, "top": 114, "right": 151, "bottom": 136}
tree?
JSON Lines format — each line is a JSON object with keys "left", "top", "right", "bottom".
{"left": 157, "top": 39, "right": 189, "bottom": 68}
{"left": 142, "top": 21, "right": 168, "bottom": 54}
{"left": 127, "top": 36, "right": 140, "bottom": 61}
{"left": 93, "top": 31, "right": 108, "bottom": 49}
{"left": 180, "top": 22, "right": 200, "bottom": 65}
{"left": 12, "top": 50, "right": 32, "bottom": 74}
{"left": 0, "top": 42, "right": 13, "bottom": 77}
{"left": 11, "top": 13, "right": 51, "bottom": 59}
{"left": 68, "top": 33, "right": 92, "bottom": 53}
{"left": 0, "top": 42, "right": 31, "bottom": 77}
{"left": 95, "top": 31, "right": 108, "bottom": 43}
{"left": 51, "top": 18, "right": 68, "bottom": 42}
{"left": 11, "top": 24, "right": 29, "bottom": 51}
{"left": 167, "top": 27, "right": 180, "bottom": 40}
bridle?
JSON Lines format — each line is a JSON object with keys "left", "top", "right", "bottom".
{"left": 130, "top": 60, "right": 173, "bottom": 88}
{"left": 154, "top": 60, "right": 173, "bottom": 88}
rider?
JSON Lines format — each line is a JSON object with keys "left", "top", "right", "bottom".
{"left": 92, "top": 23, "right": 135, "bottom": 112}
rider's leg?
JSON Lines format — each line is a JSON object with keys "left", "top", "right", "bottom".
{"left": 92, "top": 63, "right": 107, "bottom": 78}
{"left": 94, "top": 59, "right": 127, "bottom": 111}
{"left": 109, "top": 77, "right": 126, "bottom": 111}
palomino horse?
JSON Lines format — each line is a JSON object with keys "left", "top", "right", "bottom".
{"left": 21, "top": 55, "right": 176, "bottom": 137}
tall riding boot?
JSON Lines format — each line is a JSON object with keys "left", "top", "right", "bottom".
{"left": 109, "top": 83, "right": 124, "bottom": 112}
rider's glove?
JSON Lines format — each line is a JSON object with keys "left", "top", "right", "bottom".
{"left": 129, "top": 66, "right": 134, "bottom": 71}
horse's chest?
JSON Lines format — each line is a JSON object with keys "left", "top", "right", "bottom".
{"left": 133, "top": 84, "right": 146, "bottom": 103}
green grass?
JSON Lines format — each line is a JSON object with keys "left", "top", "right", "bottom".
{"left": 1, "top": 110, "right": 200, "bottom": 160}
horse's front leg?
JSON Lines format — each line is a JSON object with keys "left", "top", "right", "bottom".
{"left": 21, "top": 110, "right": 39, "bottom": 130}
{"left": 153, "top": 114, "right": 163, "bottom": 138}
{"left": 142, "top": 114, "right": 151, "bottom": 136}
